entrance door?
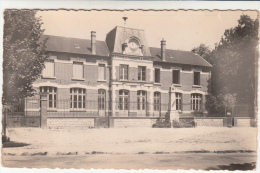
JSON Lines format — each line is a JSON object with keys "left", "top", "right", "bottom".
{"left": 137, "top": 90, "right": 147, "bottom": 117}
{"left": 119, "top": 90, "right": 129, "bottom": 116}
{"left": 98, "top": 90, "right": 106, "bottom": 117}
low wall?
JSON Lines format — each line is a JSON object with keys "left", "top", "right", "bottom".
{"left": 7, "top": 116, "right": 40, "bottom": 127}
{"left": 110, "top": 117, "right": 162, "bottom": 128}
{"left": 234, "top": 118, "right": 253, "bottom": 127}
{"left": 47, "top": 117, "right": 95, "bottom": 129}
{"left": 195, "top": 117, "right": 225, "bottom": 127}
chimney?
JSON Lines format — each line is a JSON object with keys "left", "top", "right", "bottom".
{"left": 91, "top": 31, "right": 96, "bottom": 55}
{"left": 161, "top": 38, "right": 166, "bottom": 61}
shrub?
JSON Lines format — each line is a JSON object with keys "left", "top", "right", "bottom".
{"left": 172, "top": 120, "right": 195, "bottom": 128}
{"left": 152, "top": 118, "right": 171, "bottom": 128}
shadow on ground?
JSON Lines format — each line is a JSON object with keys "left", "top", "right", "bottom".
{"left": 206, "top": 162, "right": 256, "bottom": 171}
{"left": 2, "top": 141, "right": 30, "bottom": 148}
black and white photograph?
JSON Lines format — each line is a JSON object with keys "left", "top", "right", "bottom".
{"left": 1, "top": 5, "right": 259, "bottom": 172}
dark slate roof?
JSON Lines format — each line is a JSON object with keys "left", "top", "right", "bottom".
{"left": 150, "top": 47, "right": 212, "bottom": 67}
{"left": 42, "top": 35, "right": 110, "bottom": 56}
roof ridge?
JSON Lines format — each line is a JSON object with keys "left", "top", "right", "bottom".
{"left": 43, "top": 35, "right": 105, "bottom": 43}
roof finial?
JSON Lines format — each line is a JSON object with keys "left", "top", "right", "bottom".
{"left": 123, "top": 16, "right": 128, "bottom": 27}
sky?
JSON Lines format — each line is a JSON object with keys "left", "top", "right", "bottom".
{"left": 37, "top": 10, "right": 258, "bottom": 51}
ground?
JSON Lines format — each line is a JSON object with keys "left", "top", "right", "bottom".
{"left": 1, "top": 127, "right": 258, "bottom": 170}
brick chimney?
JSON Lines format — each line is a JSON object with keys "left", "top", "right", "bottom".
{"left": 161, "top": 38, "right": 166, "bottom": 61}
{"left": 91, "top": 31, "right": 96, "bottom": 55}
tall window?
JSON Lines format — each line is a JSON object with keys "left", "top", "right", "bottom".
{"left": 40, "top": 86, "right": 57, "bottom": 109}
{"left": 98, "top": 64, "right": 106, "bottom": 80}
{"left": 191, "top": 93, "right": 202, "bottom": 111}
{"left": 98, "top": 90, "right": 106, "bottom": 110}
{"left": 73, "top": 62, "right": 84, "bottom": 79}
{"left": 154, "top": 69, "right": 160, "bottom": 83}
{"left": 176, "top": 93, "right": 182, "bottom": 111}
{"left": 173, "top": 70, "right": 180, "bottom": 84}
{"left": 194, "top": 72, "right": 200, "bottom": 85}
{"left": 138, "top": 66, "right": 146, "bottom": 81}
{"left": 70, "top": 88, "right": 86, "bottom": 109}
{"left": 137, "top": 90, "right": 146, "bottom": 110}
{"left": 154, "top": 92, "right": 161, "bottom": 111}
{"left": 42, "top": 60, "right": 55, "bottom": 77}
{"left": 119, "top": 90, "right": 129, "bottom": 110}
{"left": 119, "top": 65, "right": 128, "bottom": 80}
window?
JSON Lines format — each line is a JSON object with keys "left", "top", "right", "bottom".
{"left": 173, "top": 70, "right": 180, "bottom": 84}
{"left": 191, "top": 93, "right": 202, "bottom": 111}
{"left": 70, "top": 88, "right": 86, "bottom": 109}
{"left": 176, "top": 93, "right": 182, "bottom": 111}
{"left": 42, "top": 60, "right": 55, "bottom": 77}
{"left": 40, "top": 86, "right": 57, "bottom": 109}
{"left": 154, "top": 69, "right": 160, "bottom": 83}
{"left": 98, "top": 64, "right": 106, "bottom": 81}
{"left": 194, "top": 72, "right": 200, "bottom": 85}
{"left": 154, "top": 92, "right": 161, "bottom": 111}
{"left": 119, "top": 90, "right": 129, "bottom": 110}
{"left": 137, "top": 90, "right": 146, "bottom": 110}
{"left": 138, "top": 66, "right": 146, "bottom": 81}
{"left": 73, "top": 62, "right": 84, "bottom": 79}
{"left": 119, "top": 65, "right": 128, "bottom": 80}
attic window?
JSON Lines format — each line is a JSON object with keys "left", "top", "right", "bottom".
{"left": 74, "top": 44, "right": 80, "bottom": 49}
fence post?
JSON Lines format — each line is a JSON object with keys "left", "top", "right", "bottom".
{"left": 40, "top": 92, "right": 48, "bottom": 128}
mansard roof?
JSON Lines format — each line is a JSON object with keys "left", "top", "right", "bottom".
{"left": 42, "top": 35, "right": 212, "bottom": 67}
{"left": 150, "top": 47, "right": 212, "bottom": 67}
{"left": 42, "top": 35, "right": 110, "bottom": 56}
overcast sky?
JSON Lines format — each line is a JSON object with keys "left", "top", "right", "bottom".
{"left": 37, "top": 10, "right": 258, "bottom": 51}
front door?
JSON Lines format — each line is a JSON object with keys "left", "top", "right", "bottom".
{"left": 98, "top": 90, "right": 106, "bottom": 117}
{"left": 119, "top": 90, "right": 129, "bottom": 116}
{"left": 137, "top": 91, "right": 147, "bottom": 117}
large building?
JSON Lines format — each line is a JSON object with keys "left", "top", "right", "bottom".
{"left": 26, "top": 25, "right": 212, "bottom": 128}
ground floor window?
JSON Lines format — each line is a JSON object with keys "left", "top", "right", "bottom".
{"left": 137, "top": 90, "right": 146, "bottom": 110}
{"left": 70, "top": 88, "right": 86, "bottom": 109}
{"left": 154, "top": 92, "right": 161, "bottom": 111}
{"left": 119, "top": 90, "right": 129, "bottom": 110}
{"left": 40, "top": 86, "right": 57, "bottom": 109}
{"left": 176, "top": 93, "right": 182, "bottom": 111}
{"left": 191, "top": 93, "right": 202, "bottom": 111}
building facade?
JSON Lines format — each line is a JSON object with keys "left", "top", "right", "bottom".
{"left": 26, "top": 26, "right": 212, "bottom": 126}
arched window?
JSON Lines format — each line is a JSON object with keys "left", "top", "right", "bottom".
{"left": 137, "top": 90, "right": 146, "bottom": 110}
{"left": 154, "top": 92, "right": 161, "bottom": 111}
{"left": 191, "top": 93, "right": 202, "bottom": 111}
{"left": 40, "top": 86, "right": 57, "bottom": 109}
{"left": 70, "top": 88, "right": 86, "bottom": 109}
{"left": 119, "top": 90, "right": 129, "bottom": 110}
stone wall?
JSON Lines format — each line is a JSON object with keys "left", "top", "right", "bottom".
{"left": 110, "top": 117, "right": 159, "bottom": 128}
{"left": 47, "top": 117, "right": 95, "bottom": 129}
{"left": 195, "top": 118, "right": 224, "bottom": 127}
{"left": 234, "top": 118, "right": 252, "bottom": 127}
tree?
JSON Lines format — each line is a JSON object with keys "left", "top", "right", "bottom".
{"left": 192, "top": 44, "right": 213, "bottom": 65}
{"left": 209, "top": 15, "right": 258, "bottom": 117}
{"left": 3, "top": 10, "right": 48, "bottom": 105}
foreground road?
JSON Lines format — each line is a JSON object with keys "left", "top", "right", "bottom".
{"left": 2, "top": 153, "right": 256, "bottom": 170}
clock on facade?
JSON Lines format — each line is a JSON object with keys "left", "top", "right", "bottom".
{"left": 128, "top": 38, "right": 140, "bottom": 52}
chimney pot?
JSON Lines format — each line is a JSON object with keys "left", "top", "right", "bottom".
{"left": 91, "top": 31, "right": 96, "bottom": 55}
{"left": 161, "top": 38, "right": 166, "bottom": 61}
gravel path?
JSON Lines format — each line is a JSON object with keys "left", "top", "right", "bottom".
{"left": 2, "top": 127, "right": 257, "bottom": 156}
